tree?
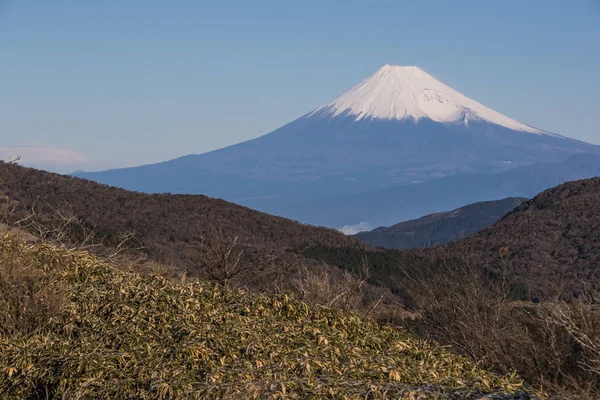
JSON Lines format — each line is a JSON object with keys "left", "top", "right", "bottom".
{"left": 199, "top": 221, "right": 245, "bottom": 289}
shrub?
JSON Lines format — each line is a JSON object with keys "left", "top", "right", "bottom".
{"left": 0, "top": 235, "right": 63, "bottom": 336}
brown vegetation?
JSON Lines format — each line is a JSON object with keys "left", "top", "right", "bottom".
{"left": 433, "top": 177, "right": 600, "bottom": 300}
{"left": 299, "top": 177, "right": 600, "bottom": 398}
{"left": 0, "top": 236, "right": 63, "bottom": 336}
{"left": 396, "top": 260, "right": 600, "bottom": 398}
{"left": 0, "top": 162, "right": 398, "bottom": 318}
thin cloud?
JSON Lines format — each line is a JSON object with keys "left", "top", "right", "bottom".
{"left": 0, "top": 144, "right": 91, "bottom": 172}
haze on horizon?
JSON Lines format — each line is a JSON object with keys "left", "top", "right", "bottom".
{"left": 1, "top": 0, "right": 599, "bottom": 172}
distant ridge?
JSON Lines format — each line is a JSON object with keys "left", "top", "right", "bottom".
{"left": 354, "top": 197, "right": 526, "bottom": 249}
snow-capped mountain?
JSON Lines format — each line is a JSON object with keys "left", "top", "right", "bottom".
{"left": 312, "top": 65, "right": 545, "bottom": 134}
{"left": 77, "top": 65, "right": 600, "bottom": 228}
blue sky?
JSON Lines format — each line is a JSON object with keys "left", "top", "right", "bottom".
{"left": 1, "top": 0, "right": 599, "bottom": 172}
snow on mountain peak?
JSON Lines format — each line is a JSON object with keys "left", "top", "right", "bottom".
{"left": 312, "top": 65, "right": 545, "bottom": 134}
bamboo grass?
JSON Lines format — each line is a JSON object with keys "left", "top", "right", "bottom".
{"left": 0, "top": 234, "right": 534, "bottom": 399}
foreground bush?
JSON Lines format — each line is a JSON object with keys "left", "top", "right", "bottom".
{"left": 0, "top": 235, "right": 63, "bottom": 336}
{"left": 0, "top": 235, "right": 531, "bottom": 399}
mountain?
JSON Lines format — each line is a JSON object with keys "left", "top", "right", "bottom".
{"left": 311, "top": 65, "right": 544, "bottom": 133}
{"left": 354, "top": 197, "right": 526, "bottom": 249}
{"left": 76, "top": 65, "right": 600, "bottom": 227}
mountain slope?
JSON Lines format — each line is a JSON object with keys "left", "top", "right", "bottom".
{"left": 435, "top": 176, "right": 600, "bottom": 299}
{"left": 76, "top": 66, "right": 600, "bottom": 227}
{"left": 297, "top": 176, "right": 600, "bottom": 397}
{"left": 354, "top": 197, "right": 526, "bottom": 249}
{"left": 0, "top": 162, "right": 364, "bottom": 291}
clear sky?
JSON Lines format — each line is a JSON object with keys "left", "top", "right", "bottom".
{"left": 1, "top": 0, "right": 599, "bottom": 172}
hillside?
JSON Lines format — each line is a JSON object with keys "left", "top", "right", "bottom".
{"left": 5, "top": 161, "right": 599, "bottom": 300}
{"left": 298, "top": 178, "right": 600, "bottom": 397}
{"left": 3, "top": 162, "right": 599, "bottom": 397}
{"left": 0, "top": 162, "right": 364, "bottom": 291}
{"left": 437, "top": 177, "right": 600, "bottom": 300}
{"left": 354, "top": 197, "right": 526, "bottom": 249}
{"left": 0, "top": 234, "right": 531, "bottom": 399}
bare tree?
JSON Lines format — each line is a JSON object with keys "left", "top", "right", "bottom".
{"left": 396, "top": 259, "right": 538, "bottom": 373}
{"left": 0, "top": 156, "right": 21, "bottom": 185}
{"left": 4, "top": 156, "right": 21, "bottom": 165}
{"left": 544, "top": 295, "right": 600, "bottom": 377}
{"left": 292, "top": 255, "right": 380, "bottom": 314}
{"left": 6, "top": 196, "right": 143, "bottom": 259}
{"left": 395, "top": 258, "right": 600, "bottom": 395}
{"left": 198, "top": 221, "right": 245, "bottom": 289}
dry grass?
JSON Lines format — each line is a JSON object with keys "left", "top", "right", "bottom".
{"left": 291, "top": 257, "right": 388, "bottom": 319}
{"left": 0, "top": 222, "right": 38, "bottom": 243}
{"left": 0, "top": 234, "right": 532, "bottom": 399}
{"left": 294, "top": 266, "right": 367, "bottom": 311}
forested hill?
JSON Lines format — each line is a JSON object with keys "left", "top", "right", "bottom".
{"left": 0, "top": 162, "right": 365, "bottom": 288}
{"left": 433, "top": 176, "right": 600, "bottom": 299}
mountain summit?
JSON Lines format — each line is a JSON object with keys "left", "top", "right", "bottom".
{"left": 313, "top": 65, "right": 545, "bottom": 134}
{"left": 77, "top": 65, "right": 600, "bottom": 228}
